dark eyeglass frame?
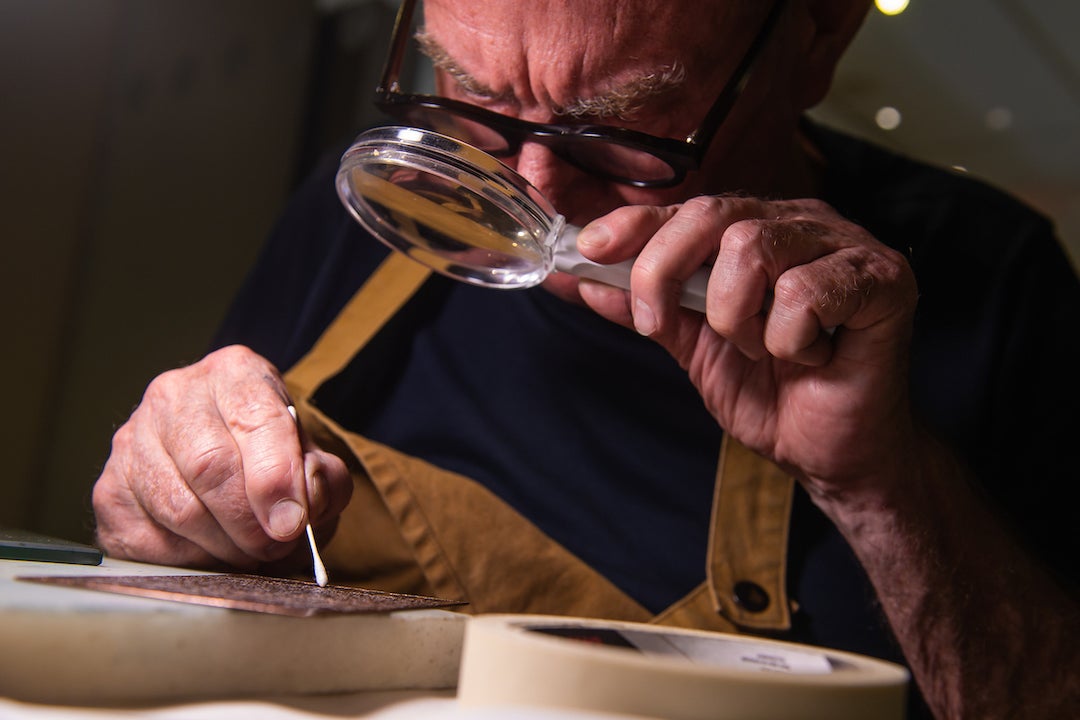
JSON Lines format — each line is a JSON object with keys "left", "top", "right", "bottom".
{"left": 374, "top": 0, "right": 787, "bottom": 188}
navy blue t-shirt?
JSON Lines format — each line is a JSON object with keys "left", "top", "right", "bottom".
{"left": 214, "top": 122, "right": 1078, "bottom": 717}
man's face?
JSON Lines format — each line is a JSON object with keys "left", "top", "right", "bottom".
{"left": 421, "top": 0, "right": 803, "bottom": 226}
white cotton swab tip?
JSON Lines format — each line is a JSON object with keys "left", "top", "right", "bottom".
{"left": 306, "top": 522, "right": 329, "bottom": 588}
{"left": 286, "top": 404, "right": 329, "bottom": 588}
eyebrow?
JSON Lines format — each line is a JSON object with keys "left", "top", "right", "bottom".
{"left": 415, "top": 30, "right": 514, "bottom": 102}
{"left": 414, "top": 29, "right": 686, "bottom": 121}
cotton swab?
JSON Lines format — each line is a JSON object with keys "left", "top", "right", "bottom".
{"left": 286, "top": 405, "right": 329, "bottom": 587}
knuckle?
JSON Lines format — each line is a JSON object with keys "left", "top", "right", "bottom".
{"left": 91, "top": 469, "right": 123, "bottom": 522}
{"left": 108, "top": 419, "right": 136, "bottom": 458}
{"left": 206, "top": 343, "right": 255, "bottom": 366}
{"left": 185, "top": 437, "right": 243, "bottom": 494}
{"left": 722, "top": 218, "right": 761, "bottom": 253}
{"left": 873, "top": 251, "right": 919, "bottom": 306}
{"left": 773, "top": 271, "right": 813, "bottom": 308}
{"left": 879, "top": 245, "right": 915, "bottom": 279}
{"left": 681, "top": 194, "right": 725, "bottom": 217}
{"left": 673, "top": 197, "right": 729, "bottom": 242}
{"left": 142, "top": 369, "right": 184, "bottom": 409}
{"left": 156, "top": 488, "right": 207, "bottom": 534}
{"left": 207, "top": 344, "right": 277, "bottom": 383}
{"left": 245, "top": 448, "right": 299, "bottom": 487}
{"left": 223, "top": 394, "right": 284, "bottom": 434}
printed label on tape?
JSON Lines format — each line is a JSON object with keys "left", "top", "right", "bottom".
{"left": 526, "top": 624, "right": 833, "bottom": 674}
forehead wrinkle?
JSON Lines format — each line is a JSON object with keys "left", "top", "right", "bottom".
{"left": 416, "top": 26, "right": 685, "bottom": 122}
{"left": 415, "top": 30, "right": 515, "bottom": 101}
{"left": 422, "top": 0, "right": 717, "bottom": 123}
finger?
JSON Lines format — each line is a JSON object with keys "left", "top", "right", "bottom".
{"left": 764, "top": 248, "right": 860, "bottom": 366}
{"left": 125, "top": 408, "right": 262, "bottom": 568}
{"left": 302, "top": 449, "right": 352, "bottom": 525}
{"left": 152, "top": 380, "right": 287, "bottom": 560}
{"left": 577, "top": 278, "right": 634, "bottom": 328}
{"left": 576, "top": 204, "right": 677, "bottom": 264}
{"left": 709, "top": 204, "right": 845, "bottom": 358}
{"left": 577, "top": 206, "right": 676, "bottom": 334}
{"left": 288, "top": 404, "right": 353, "bottom": 526}
{"left": 213, "top": 375, "right": 308, "bottom": 549}
{"left": 113, "top": 364, "right": 265, "bottom": 567}
{"left": 155, "top": 347, "right": 304, "bottom": 560}
{"left": 707, "top": 218, "right": 797, "bottom": 359}
{"left": 93, "top": 446, "right": 240, "bottom": 569}
{"left": 767, "top": 244, "right": 916, "bottom": 365}
{"left": 629, "top": 196, "right": 768, "bottom": 338}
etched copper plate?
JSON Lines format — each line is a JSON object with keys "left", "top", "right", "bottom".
{"left": 18, "top": 574, "right": 464, "bottom": 617}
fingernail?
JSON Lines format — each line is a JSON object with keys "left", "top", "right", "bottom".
{"left": 576, "top": 222, "right": 611, "bottom": 251}
{"left": 268, "top": 499, "right": 305, "bottom": 538}
{"left": 634, "top": 298, "right": 657, "bottom": 336}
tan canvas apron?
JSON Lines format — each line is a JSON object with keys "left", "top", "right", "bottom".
{"left": 285, "top": 253, "right": 796, "bottom": 634}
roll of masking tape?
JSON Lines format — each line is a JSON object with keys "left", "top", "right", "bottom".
{"left": 458, "top": 615, "right": 909, "bottom": 720}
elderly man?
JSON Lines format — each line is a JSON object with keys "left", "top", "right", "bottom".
{"left": 92, "top": 0, "right": 1078, "bottom": 717}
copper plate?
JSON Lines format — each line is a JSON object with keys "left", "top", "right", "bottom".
{"left": 18, "top": 574, "right": 464, "bottom": 617}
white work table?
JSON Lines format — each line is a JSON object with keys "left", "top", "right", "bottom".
{"left": 0, "top": 557, "right": 615, "bottom": 720}
{"left": 2, "top": 555, "right": 907, "bottom": 720}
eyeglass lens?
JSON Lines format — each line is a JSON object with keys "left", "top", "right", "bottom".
{"left": 391, "top": 102, "right": 681, "bottom": 183}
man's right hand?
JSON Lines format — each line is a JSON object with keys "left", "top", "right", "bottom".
{"left": 92, "top": 345, "right": 352, "bottom": 569}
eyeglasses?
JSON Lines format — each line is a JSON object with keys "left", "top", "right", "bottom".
{"left": 374, "top": 0, "right": 788, "bottom": 188}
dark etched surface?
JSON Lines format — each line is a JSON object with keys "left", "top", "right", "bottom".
{"left": 19, "top": 574, "right": 464, "bottom": 617}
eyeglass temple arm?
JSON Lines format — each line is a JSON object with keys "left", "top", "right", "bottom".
{"left": 378, "top": 0, "right": 418, "bottom": 93}
{"left": 689, "top": 0, "right": 789, "bottom": 146}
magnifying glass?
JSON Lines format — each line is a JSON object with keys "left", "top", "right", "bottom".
{"left": 335, "top": 126, "right": 708, "bottom": 313}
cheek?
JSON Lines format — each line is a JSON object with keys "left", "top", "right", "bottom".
{"left": 549, "top": 182, "right": 666, "bottom": 228}
{"left": 554, "top": 178, "right": 698, "bottom": 227}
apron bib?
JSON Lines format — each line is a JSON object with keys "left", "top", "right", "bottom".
{"left": 285, "top": 253, "right": 795, "bottom": 633}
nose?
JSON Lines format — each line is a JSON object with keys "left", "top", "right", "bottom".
{"left": 508, "top": 142, "right": 571, "bottom": 199}
{"left": 506, "top": 141, "right": 601, "bottom": 223}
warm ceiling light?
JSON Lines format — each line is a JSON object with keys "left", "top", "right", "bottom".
{"left": 875, "top": 106, "right": 902, "bottom": 131}
{"left": 876, "top": 0, "right": 910, "bottom": 16}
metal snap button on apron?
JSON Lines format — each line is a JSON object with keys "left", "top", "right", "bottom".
{"left": 733, "top": 580, "right": 770, "bottom": 613}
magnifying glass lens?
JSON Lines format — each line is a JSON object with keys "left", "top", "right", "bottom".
{"left": 336, "top": 127, "right": 558, "bottom": 289}
{"left": 337, "top": 127, "right": 709, "bottom": 312}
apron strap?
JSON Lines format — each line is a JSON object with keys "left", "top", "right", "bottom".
{"left": 652, "top": 437, "right": 795, "bottom": 633}
{"left": 285, "top": 252, "right": 431, "bottom": 402}
{"left": 707, "top": 435, "right": 795, "bottom": 630}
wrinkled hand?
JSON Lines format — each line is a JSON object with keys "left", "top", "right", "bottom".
{"left": 93, "top": 345, "right": 352, "bottom": 569}
{"left": 576, "top": 196, "right": 919, "bottom": 498}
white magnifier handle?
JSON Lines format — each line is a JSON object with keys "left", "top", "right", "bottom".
{"left": 552, "top": 225, "right": 709, "bottom": 314}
